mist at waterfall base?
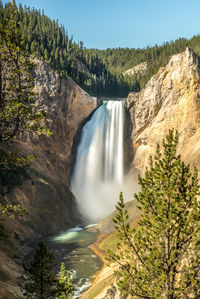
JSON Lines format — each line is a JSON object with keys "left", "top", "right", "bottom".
{"left": 71, "top": 100, "right": 136, "bottom": 221}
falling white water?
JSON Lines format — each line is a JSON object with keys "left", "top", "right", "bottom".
{"left": 71, "top": 100, "right": 124, "bottom": 221}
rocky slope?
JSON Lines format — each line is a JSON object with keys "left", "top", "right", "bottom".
{"left": 0, "top": 60, "right": 100, "bottom": 298}
{"left": 95, "top": 47, "right": 200, "bottom": 234}
{"left": 6, "top": 59, "right": 101, "bottom": 234}
{"left": 126, "top": 47, "right": 200, "bottom": 176}
{"left": 2, "top": 47, "right": 200, "bottom": 298}
{"left": 85, "top": 47, "right": 200, "bottom": 299}
{"left": 123, "top": 61, "right": 149, "bottom": 76}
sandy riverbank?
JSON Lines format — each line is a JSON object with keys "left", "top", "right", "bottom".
{"left": 80, "top": 233, "right": 115, "bottom": 299}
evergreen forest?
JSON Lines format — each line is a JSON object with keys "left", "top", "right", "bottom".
{"left": 1, "top": 1, "right": 200, "bottom": 298}
{"left": 2, "top": 1, "right": 200, "bottom": 96}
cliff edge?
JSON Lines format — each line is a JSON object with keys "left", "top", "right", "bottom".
{"left": 126, "top": 47, "right": 200, "bottom": 176}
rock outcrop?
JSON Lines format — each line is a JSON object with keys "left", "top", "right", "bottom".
{"left": 123, "top": 61, "right": 149, "bottom": 76}
{"left": 85, "top": 48, "right": 200, "bottom": 299}
{"left": 2, "top": 47, "right": 200, "bottom": 298}
{"left": 5, "top": 60, "right": 101, "bottom": 235}
{"left": 12, "top": 60, "right": 101, "bottom": 234}
{"left": 126, "top": 47, "right": 200, "bottom": 176}
{"left": 0, "top": 60, "right": 100, "bottom": 298}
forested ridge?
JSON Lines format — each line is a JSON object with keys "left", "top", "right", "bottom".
{"left": 2, "top": 1, "right": 200, "bottom": 96}
{"left": 1, "top": 1, "right": 200, "bottom": 298}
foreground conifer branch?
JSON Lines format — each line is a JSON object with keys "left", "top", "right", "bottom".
{"left": 107, "top": 129, "right": 200, "bottom": 298}
{"left": 22, "top": 241, "right": 74, "bottom": 299}
{"left": 0, "top": 0, "right": 51, "bottom": 236}
{"left": 0, "top": 0, "right": 51, "bottom": 142}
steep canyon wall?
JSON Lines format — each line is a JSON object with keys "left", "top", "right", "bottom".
{"left": 0, "top": 60, "right": 101, "bottom": 298}
{"left": 2, "top": 60, "right": 101, "bottom": 241}
{"left": 87, "top": 48, "right": 200, "bottom": 299}
{"left": 126, "top": 47, "right": 200, "bottom": 177}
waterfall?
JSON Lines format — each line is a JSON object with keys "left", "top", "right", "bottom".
{"left": 71, "top": 100, "right": 124, "bottom": 221}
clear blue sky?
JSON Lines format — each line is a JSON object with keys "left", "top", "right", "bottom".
{"left": 4, "top": 0, "right": 200, "bottom": 49}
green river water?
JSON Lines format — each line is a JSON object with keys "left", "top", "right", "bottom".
{"left": 45, "top": 226, "right": 103, "bottom": 298}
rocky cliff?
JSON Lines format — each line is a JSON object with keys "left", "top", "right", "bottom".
{"left": 0, "top": 60, "right": 100, "bottom": 298}
{"left": 123, "top": 61, "right": 149, "bottom": 76}
{"left": 6, "top": 60, "right": 100, "bottom": 235}
{"left": 2, "top": 47, "right": 200, "bottom": 298}
{"left": 126, "top": 47, "right": 200, "bottom": 176}
{"left": 84, "top": 47, "right": 200, "bottom": 299}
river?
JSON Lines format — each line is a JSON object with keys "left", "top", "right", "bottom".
{"left": 45, "top": 226, "right": 103, "bottom": 298}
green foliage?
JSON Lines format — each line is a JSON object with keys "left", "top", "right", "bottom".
{"left": 0, "top": 1, "right": 52, "bottom": 238}
{"left": 0, "top": 193, "right": 25, "bottom": 240}
{"left": 23, "top": 240, "right": 57, "bottom": 299}
{"left": 86, "top": 38, "right": 189, "bottom": 92}
{"left": 22, "top": 242, "right": 74, "bottom": 299}
{"left": 107, "top": 130, "right": 200, "bottom": 298}
{"left": 0, "top": 0, "right": 51, "bottom": 141}
{"left": 17, "top": 3, "right": 127, "bottom": 97}
{"left": 0, "top": 200, "right": 24, "bottom": 218}
{"left": 2, "top": 2, "right": 200, "bottom": 97}
{"left": 56, "top": 262, "right": 74, "bottom": 299}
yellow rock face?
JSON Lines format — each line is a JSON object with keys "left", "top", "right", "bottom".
{"left": 126, "top": 47, "right": 200, "bottom": 176}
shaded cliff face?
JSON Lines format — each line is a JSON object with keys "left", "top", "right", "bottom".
{"left": 0, "top": 61, "right": 101, "bottom": 298}
{"left": 126, "top": 47, "right": 200, "bottom": 176}
{"left": 4, "top": 60, "right": 101, "bottom": 237}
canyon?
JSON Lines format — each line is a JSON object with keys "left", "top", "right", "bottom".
{"left": 127, "top": 46, "right": 200, "bottom": 176}
{"left": 83, "top": 47, "right": 200, "bottom": 298}
{"left": 0, "top": 59, "right": 101, "bottom": 298}
{"left": 1, "top": 46, "right": 200, "bottom": 298}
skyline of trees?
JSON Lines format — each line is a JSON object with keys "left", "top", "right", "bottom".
{"left": 2, "top": 1, "right": 200, "bottom": 97}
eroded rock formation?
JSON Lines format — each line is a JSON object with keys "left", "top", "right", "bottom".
{"left": 85, "top": 48, "right": 200, "bottom": 299}
{"left": 14, "top": 60, "right": 100, "bottom": 234}
{"left": 123, "top": 61, "right": 149, "bottom": 76}
{"left": 0, "top": 60, "right": 100, "bottom": 298}
{"left": 126, "top": 47, "right": 200, "bottom": 176}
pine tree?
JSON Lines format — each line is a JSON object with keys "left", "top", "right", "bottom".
{"left": 22, "top": 242, "right": 75, "bottom": 299}
{"left": 0, "top": 1, "right": 51, "bottom": 235}
{"left": 56, "top": 262, "right": 74, "bottom": 299}
{"left": 23, "top": 241, "right": 57, "bottom": 299}
{"left": 107, "top": 130, "right": 200, "bottom": 298}
{"left": 0, "top": 0, "right": 50, "bottom": 142}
